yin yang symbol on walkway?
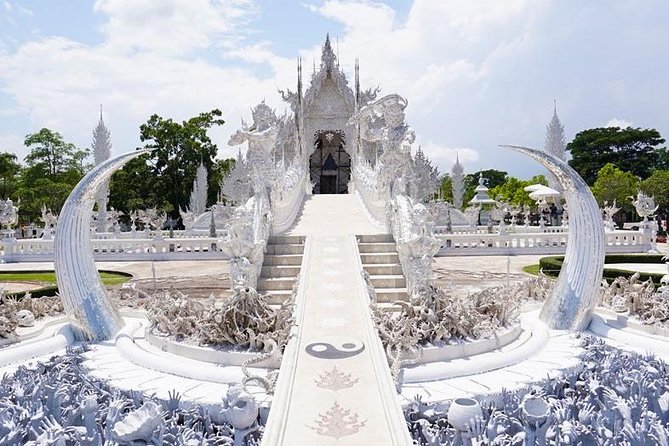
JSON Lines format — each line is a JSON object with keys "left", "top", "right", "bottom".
{"left": 305, "top": 336, "right": 365, "bottom": 359}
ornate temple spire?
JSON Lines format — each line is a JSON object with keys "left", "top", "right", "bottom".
{"left": 92, "top": 105, "right": 111, "bottom": 166}
{"left": 544, "top": 101, "right": 566, "bottom": 192}
{"left": 451, "top": 152, "right": 464, "bottom": 208}
{"left": 354, "top": 58, "right": 360, "bottom": 109}
{"left": 321, "top": 33, "right": 337, "bottom": 73}
{"left": 92, "top": 106, "right": 112, "bottom": 231}
{"left": 189, "top": 160, "right": 208, "bottom": 216}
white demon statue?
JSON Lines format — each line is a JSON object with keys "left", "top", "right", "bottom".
{"left": 228, "top": 101, "right": 280, "bottom": 187}
{"left": 350, "top": 94, "right": 415, "bottom": 198}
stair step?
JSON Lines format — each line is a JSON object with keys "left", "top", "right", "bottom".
{"left": 261, "top": 265, "right": 301, "bottom": 278}
{"left": 357, "top": 234, "right": 394, "bottom": 243}
{"left": 269, "top": 235, "right": 305, "bottom": 245}
{"left": 263, "top": 254, "right": 303, "bottom": 266}
{"left": 363, "top": 264, "right": 403, "bottom": 275}
{"left": 265, "top": 244, "right": 304, "bottom": 255}
{"left": 360, "top": 253, "right": 400, "bottom": 264}
{"left": 262, "top": 290, "right": 293, "bottom": 305}
{"left": 374, "top": 288, "right": 409, "bottom": 303}
{"left": 258, "top": 277, "right": 296, "bottom": 291}
{"left": 358, "top": 242, "right": 397, "bottom": 253}
{"left": 370, "top": 275, "right": 407, "bottom": 288}
{"left": 374, "top": 302, "right": 405, "bottom": 313}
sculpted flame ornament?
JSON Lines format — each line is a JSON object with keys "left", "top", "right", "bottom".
{"left": 54, "top": 149, "right": 150, "bottom": 341}
{"left": 503, "top": 145, "right": 604, "bottom": 330}
{"left": 631, "top": 191, "right": 658, "bottom": 220}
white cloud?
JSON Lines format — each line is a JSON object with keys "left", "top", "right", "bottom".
{"left": 93, "top": 0, "right": 257, "bottom": 56}
{"left": 605, "top": 118, "right": 633, "bottom": 129}
{"left": 417, "top": 142, "right": 479, "bottom": 174}
{"left": 0, "top": 134, "right": 26, "bottom": 160}
{"left": 1, "top": 0, "right": 669, "bottom": 180}
{"left": 0, "top": 0, "right": 295, "bottom": 161}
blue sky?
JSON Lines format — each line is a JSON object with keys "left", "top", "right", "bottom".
{"left": 1, "top": 0, "right": 668, "bottom": 179}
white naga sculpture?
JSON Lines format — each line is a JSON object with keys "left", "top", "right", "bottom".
{"left": 219, "top": 178, "right": 272, "bottom": 289}
{"left": 503, "top": 145, "right": 604, "bottom": 330}
{"left": 54, "top": 149, "right": 150, "bottom": 340}
{"left": 228, "top": 101, "right": 279, "bottom": 185}
{"left": 389, "top": 189, "right": 442, "bottom": 299}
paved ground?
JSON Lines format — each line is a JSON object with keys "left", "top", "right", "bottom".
{"left": 0, "top": 260, "right": 232, "bottom": 298}
{"left": 433, "top": 255, "right": 542, "bottom": 296}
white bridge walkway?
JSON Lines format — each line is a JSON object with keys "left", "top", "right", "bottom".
{"left": 263, "top": 195, "right": 411, "bottom": 445}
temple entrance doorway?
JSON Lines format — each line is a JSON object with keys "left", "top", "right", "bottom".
{"left": 309, "top": 130, "right": 350, "bottom": 194}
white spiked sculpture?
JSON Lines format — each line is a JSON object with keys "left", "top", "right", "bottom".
{"left": 503, "top": 145, "right": 604, "bottom": 330}
{"left": 55, "top": 149, "right": 150, "bottom": 340}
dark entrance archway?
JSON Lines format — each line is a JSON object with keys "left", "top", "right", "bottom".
{"left": 309, "top": 130, "right": 350, "bottom": 194}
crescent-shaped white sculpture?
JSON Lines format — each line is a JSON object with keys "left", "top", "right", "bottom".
{"left": 55, "top": 149, "right": 150, "bottom": 341}
{"left": 502, "top": 145, "right": 604, "bottom": 330}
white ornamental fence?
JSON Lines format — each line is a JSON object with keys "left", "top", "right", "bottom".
{"left": 0, "top": 236, "right": 227, "bottom": 263}
{"left": 436, "top": 228, "right": 653, "bottom": 256}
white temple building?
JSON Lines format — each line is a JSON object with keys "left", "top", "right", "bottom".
{"left": 0, "top": 34, "right": 667, "bottom": 446}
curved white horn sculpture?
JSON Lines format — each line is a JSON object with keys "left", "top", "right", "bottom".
{"left": 502, "top": 145, "right": 604, "bottom": 330}
{"left": 55, "top": 149, "right": 150, "bottom": 340}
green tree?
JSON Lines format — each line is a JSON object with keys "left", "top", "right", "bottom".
{"left": 591, "top": 163, "right": 639, "bottom": 224}
{"left": 18, "top": 129, "right": 88, "bottom": 222}
{"left": 439, "top": 174, "right": 454, "bottom": 203}
{"left": 23, "top": 128, "right": 87, "bottom": 177}
{"left": 490, "top": 175, "right": 548, "bottom": 207}
{"left": 108, "top": 154, "right": 165, "bottom": 214}
{"left": 567, "top": 127, "right": 666, "bottom": 185}
{"left": 641, "top": 170, "right": 669, "bottom": 217}
{"left": 0, "top": 152, "right": 21, "bottom": 199}
{"left": 137, "top": 110, "right": 225, "bottom": 218}
{"left": 655, "top": 148, "right": 669, "bottom": 171}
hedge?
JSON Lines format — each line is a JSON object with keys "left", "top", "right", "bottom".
{"left": 539, "top": 255, "right": 667, "bottom": 285}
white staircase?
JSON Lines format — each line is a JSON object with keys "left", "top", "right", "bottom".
{"left": 257, "top": 235, "right": 305, "bottom": 304}
{"left": 358, "top": 234, "right": 409, "bottom": 304}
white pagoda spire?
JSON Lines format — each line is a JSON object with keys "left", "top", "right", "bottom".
{"left": 92, "top": 106, "right": 112, "bottom": 232}
{"left": 451, "top": 152, "right": 464, "bottom": 208}
{"left": 189, "top": 160, "right": 208, "bottom": 216}
{"left": 544, "top": 100, "right": 566, "bottom": 192}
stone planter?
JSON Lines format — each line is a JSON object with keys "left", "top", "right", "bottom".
{"left": 447, "top": 397, "right": 482, "bottom": 431}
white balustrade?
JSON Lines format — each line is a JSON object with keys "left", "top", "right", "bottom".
{"left": 0, "top": 236, "right": 227, "bottom": 262}
{"left": 437, "top": 229, "right": 650, "bottom": 256}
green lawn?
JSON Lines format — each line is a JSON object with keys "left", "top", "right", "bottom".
{"left": 522, "top": 264, "right": 541, "bottom": 275}
{"left": 0, "top": 271, "right": 130, "bottom": 286}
